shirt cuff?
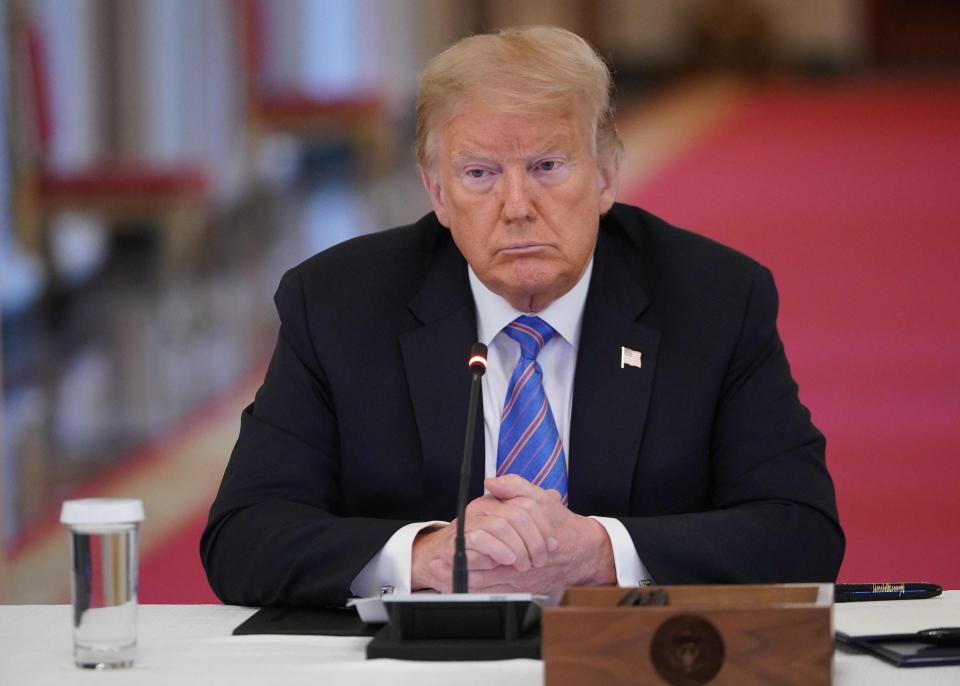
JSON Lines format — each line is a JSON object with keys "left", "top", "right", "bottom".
{"left": 591, "top": 516, "right": 653, "bottom": 586}
{"left": 349, "top": 520, "right": 448, "bottom": 597}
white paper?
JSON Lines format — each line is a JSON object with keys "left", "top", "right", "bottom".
{"left": 835, "top": 595, "right": 959, "bottom": 637}
{"left": 346, "top": 596, "right": 388, "bottom": 624}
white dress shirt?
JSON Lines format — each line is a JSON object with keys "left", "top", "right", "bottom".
{"left": 351, "top": 259, "right": 650, "bottom": 596}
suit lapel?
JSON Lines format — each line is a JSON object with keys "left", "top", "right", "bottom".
{"left": 568, "top": 220, "right": 660, "bottom": 516}
{"left": 399, "top": 232, "right": 485, "bottom": 519}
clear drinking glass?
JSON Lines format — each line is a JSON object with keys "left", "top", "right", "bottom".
{"left": 60, "top": 498, "right": 144, "bottom": 669}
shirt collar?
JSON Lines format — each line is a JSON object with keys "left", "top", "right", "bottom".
{"left": 468, "top": 258, "right": 594, "bottom": 349}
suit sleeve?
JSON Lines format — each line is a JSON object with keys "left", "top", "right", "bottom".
{"left": 200, "top": 267, "right": 411, "bottom": 606}
{"left": 620, "top": 265, "right": 845, "bottom": 583}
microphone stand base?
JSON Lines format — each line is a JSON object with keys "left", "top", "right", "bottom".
{"left": 366, "top": 594, "right": 542, "bottom": 661}
{"left": 366, "top": 623, "right": 540, "bottom": 661}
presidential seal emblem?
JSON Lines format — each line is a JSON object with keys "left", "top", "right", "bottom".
{"left": 650, "top": 614, "right": 725, "bottom": 685}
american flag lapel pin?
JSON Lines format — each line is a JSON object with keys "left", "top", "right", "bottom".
{"left": 621, "top": 346, "right": 642, "bottom": 369}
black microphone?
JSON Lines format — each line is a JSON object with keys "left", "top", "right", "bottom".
{"left": 367, "top": 342, "right": 540, "bottom": 661}
{"left": 454, "top": 343, "right": 488, "bottom": 593}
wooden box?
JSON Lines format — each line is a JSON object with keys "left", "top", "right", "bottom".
{"left": 542, "top": 584, "right": 832, "bottom": 686}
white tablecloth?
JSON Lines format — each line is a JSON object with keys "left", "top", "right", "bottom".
{"left": 1, "top": 595, "right": 958, "bottom": 685}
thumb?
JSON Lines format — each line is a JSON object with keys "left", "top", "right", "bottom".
{"left": 484, "top": 474, "right": 534, "bottom": 499}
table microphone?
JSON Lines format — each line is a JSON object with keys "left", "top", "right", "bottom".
{"left": 368, "top": 342, "right": 542, "bottom": 660}
{"left": 453, "top": 342, "right": 487, "bottom": 593}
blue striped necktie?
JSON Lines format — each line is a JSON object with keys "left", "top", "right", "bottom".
{"left": 496, "top": 315, "right": 568, "bottom": 503}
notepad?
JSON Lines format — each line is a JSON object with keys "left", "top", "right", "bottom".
{"left": 835, "top": 596, "right": 957, "bottom": 636}
{"left": 232, "top": 605, "right": 379, "bottom": 637}
{"left": 835, "top": 597, "right": 960, "bottom": 667}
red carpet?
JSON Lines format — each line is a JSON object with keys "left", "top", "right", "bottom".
{"left": 625, "top": 79, "right": 960, "bottom": 588}
{"left": 140, "top": 507, "right": 219, "bottom": 604}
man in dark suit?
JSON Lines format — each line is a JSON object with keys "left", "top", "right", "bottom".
{"left": 201, "top": 27, "right": 843, "bottom": 607}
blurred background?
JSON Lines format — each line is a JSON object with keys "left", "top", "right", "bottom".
{"left": 1, "top": 0, "right": 958, "bottom": 603}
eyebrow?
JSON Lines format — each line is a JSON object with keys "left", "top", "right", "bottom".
{"left": 451, "top": 138, "right": 575, "bottom": 166}
{"left": 450, "top": 150, "right": 495, "bottom": 165}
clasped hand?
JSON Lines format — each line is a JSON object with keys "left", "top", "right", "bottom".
{"left": 411, "top": 474, "right": 614, "bottom": 593}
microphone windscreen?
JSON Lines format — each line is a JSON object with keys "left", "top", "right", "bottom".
{"left": 468, "top": 342, "right": 488, "bottom": 373}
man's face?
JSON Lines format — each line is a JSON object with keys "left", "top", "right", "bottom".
{"left": 421, "top": 103, "right": 619, "bottom": 312}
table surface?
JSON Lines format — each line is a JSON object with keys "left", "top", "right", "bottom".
{"left": 2, "top": 593, "right": 958, "bottom": 685}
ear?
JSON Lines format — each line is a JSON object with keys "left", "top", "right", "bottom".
{"left": 419, "top": 165, "right": 451, "bottom": 228}
{"left": 596, "top": 153, "right": 621, "bottom": 215}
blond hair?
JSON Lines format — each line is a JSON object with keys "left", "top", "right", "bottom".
{"left": 416, "top": 26, "right": 622, "bottom": 169}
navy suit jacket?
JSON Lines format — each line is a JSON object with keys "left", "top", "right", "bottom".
{"left": 201, "top": 203, "right": 844, "bottom": 606}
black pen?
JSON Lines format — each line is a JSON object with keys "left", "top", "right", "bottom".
{"left": 917, "top": 628, "right": 960, "bottom": 646}
{"left": 834, "top": 582, "right": 942, "bottom": 602}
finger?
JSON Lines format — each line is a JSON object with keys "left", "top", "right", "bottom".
{"left": 498, "top": 498, "right": 552, "bottom": 567}
{"left": 485, "top": 506, "right": 553, "bottom": 572}
{"left": 530, "top": 491, "right": 563, "bottom": 549}
{"left": 465, "top": 501, "right": 528, "bottom": 566}
{"left": 486, "top": 475, "right": 562, "bottom": 534}
{"left": 464, "top": 527, "right": 522, "bottom": 567}
{"left": 478, "top": 514, "right": 535, "bottom": 570}
{"left": 468, "top": 566, "right": 544, "bottom": 594}
{"left": 467, "top": 493, "right": 514, "bottom": 516}
{"left": 478, "top": 492, "right": 560, "bottom": 559}
{"left": 467, "top": 568, "right": 517, "bottom": 593}
{"left": 424, "top": 549, "right": 499, "bottom": 586}
{"left": 469, "top": 581, "right": 519, "bottom": 594}
{"left": 465, "top": 549, "right": 500, "bottom": 571}
{"left": 484, "top": 474, "right": 538, "bottom": 500}
{"left": 473, "top": 492, "right": 562, "bottom": 564}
